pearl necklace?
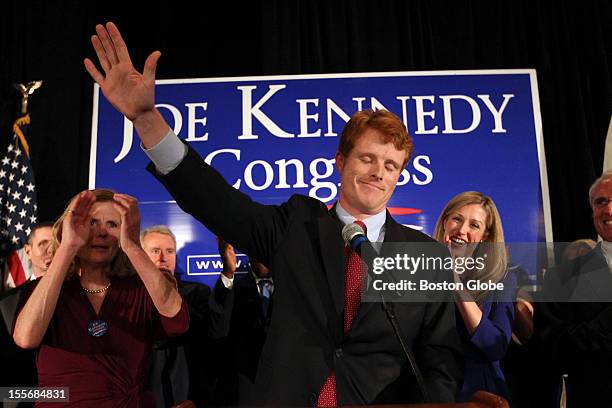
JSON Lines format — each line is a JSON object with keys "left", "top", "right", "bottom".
{"left": 81, "top": 281, "right": 111, "bottom": 294}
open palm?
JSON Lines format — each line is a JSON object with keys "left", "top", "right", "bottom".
{"left": 84, "top": 22, "right": 160, "bottom": 121}
{"left": 63, "top": 191, "right": 96, "bottom": 249}
{"left": 113, "top": 193, "right": 141, "bottom": 251}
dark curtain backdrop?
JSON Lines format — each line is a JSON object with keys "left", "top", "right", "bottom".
{"left": 0, "top": 0, "right": 610, "bottom": 242}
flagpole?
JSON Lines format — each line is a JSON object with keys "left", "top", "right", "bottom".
{"left": 12, "top": 81, "right": 43, "bottom": 156}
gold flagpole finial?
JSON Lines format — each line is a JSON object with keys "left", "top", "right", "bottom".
{"left": 13, "top": 80, "right": 43, "bottom": 114}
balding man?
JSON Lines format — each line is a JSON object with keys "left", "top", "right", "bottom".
{"left": 142, "top": 225, "right": 230, "bottom": 408}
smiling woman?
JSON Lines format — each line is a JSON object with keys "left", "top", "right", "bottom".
{"left": 433, "top": 191, "right": 517, "bottom": 402}
{"left": 12, "top": 188, "right": 188, "bottom": 408}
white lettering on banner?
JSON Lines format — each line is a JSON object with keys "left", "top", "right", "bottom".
{"left": 437, "top": 94, "right": 515, "bottom": 134}
{"left": 244, "top": 160, "right": 275, "bottom": 190}
{"left": 324, "top": 99, "right": 351, "bottom": 137}
{"left": 397, "top": 169, "right": 410, "bottom": 186}
{"left": 235, "top": 90, "right": 513, "bottom": 140}
{"left": 478, "top": 94, "right": 514, "bottom": 133}
{"left": 396, "top": 155, "right": 434, "bottom": 186}
{"left": 411, "top": 156, "right": 434, "bottom": 185}
{"left": 440, "top": 95, "right": 481, "bottom": 134}
{"left": 296, "top": 99, "right": 321, "bottom": 138}
{"left": 158, "top": 103, "right": 184, "bottom": 135}
{"left": 370, "top": 97, "right": 390, "bottom": 112}
{"left": 351, "top": 96, "right": 392, "bottom": 112}
{"left": 112, "top": 89, "right": 515, "bottom": 163}
{"left": 275, "top": 159, "right": 309, "bottom": 189}
{"left": 195, "top": 258, "right": 243, "bottom": 271}
{"left": 352, "top": 97, "right": 366, "bottom": 111}
{"left": 309, "top": 158, "right": 337, "bottom": 202}
{"left": 203, "top": 149, "right": 432, "bottom": 202}
{"left": 204, "top": 149, "right": 241, "bottom": 189}
{"left": 184, "top": 102, "right": 209, "bottom": 141}
{"left": 114, "top": 103, "right": 184, "bottom": 163}
{"left": 238, "top": 85, "right": 294, "bottom": 139}
{"left": 413, "top": 95, "right": 438, "bottom": 134}
{"left": 114, "top": 118, "right": 134, "bottom": 163}
{"left": 396, "top": 96, "right": 411, "bottom": 126}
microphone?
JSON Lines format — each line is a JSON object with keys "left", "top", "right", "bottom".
{"left": 341, "top": 222, "right": 431, "bottom": 403}
{"left": 342, "top": 222, "right": 369, "bottom": 251}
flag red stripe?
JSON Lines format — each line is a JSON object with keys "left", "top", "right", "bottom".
{"left": 8, "top": 250, "right": 27, "bottom": 287}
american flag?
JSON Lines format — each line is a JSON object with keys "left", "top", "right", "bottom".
{"left": 0, "top": 115, "right": 37, "bottom": 290}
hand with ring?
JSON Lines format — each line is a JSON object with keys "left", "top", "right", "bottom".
{"left": 61, "top": 191, "right": 96, "bottom": 250}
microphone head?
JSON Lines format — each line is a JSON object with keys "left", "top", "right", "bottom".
{"left": 342, "top": 222, "right": 366, "bottom": 246}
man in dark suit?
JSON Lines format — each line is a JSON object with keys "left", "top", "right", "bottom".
{"left": 0, "top": 222, "right": 53, "bottom": 406}
{"left": 142, "top": 225, "right": 231, "bottom": 408}
{"left": 538, "top": 171, "right": 612, "bottom": 407}
{"left": 215, "top": 239, "right": 273, "bottom": 405}
{"left": 85, "top": 22, "right": 463, "bottom": 405}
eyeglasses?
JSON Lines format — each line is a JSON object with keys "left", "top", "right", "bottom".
{"left": 593, "top": 196, "right": 612, "bottom": 208}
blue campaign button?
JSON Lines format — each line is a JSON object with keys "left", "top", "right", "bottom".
{"left": 88, "top": 320, "right": 108, "bottom": 337}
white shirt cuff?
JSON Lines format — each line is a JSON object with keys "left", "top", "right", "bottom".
{"left": 141, "top": 129, "right": 187, "bottom": 175}
{"left": 220, "top": 273, "right": 234, "bottom": 289}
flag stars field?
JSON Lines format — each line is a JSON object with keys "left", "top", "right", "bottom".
{"left": 0, "top": 121, "right": 39, "bottom": 288}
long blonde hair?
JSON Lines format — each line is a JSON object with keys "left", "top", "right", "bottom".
{"left": 433, "top": 191, "right": 508, "bottom": 304}
{"left": 52, "top": 188, "right": 135, "bottom": 278}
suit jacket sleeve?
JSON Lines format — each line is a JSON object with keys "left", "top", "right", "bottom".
{"left": 208, "top": 276, "right": 235, "bottom": 339}
{"left": 537, "top": 259, "right": 612, "bottom": 358}
{"left": 414, "top": 298, "right": 464, "bottom": 402}
{"left": 468, "top": 272, "right": 517, "bottom": 362}
{"left": 147, "top": 143, "right": 303, "bottom": 269}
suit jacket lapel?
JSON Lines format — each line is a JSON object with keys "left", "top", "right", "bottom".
{"left": 316, "top": 207, "right": 345, "bottom": 324}
{"left": 577, "top": 247, "right": 612, "bottom": 301}
{"left": 351, "top": 210, "right": 402, "bottom": 330}
{"left": 382, "top": 209, "right": 404, "bottom": 245}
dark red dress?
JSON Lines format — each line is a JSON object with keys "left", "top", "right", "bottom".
{"left": 17, "top": 274, "right": 189, "bottom": 407}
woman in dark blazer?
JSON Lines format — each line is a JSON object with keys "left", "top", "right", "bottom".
{"left": 434, "top": 191, "right": 517, "bottom": 402}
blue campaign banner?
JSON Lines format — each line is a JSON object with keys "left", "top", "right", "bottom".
{"left": 90, "top": 70, "right": 550, "bottom": 287}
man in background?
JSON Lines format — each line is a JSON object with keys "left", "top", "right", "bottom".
{"left": 1, "top": 221, "right": 53, "bottom": 333}
{"left": 23, "top": 222, "right": 53, "bottom": 281}
{"left": 142, "top": 225, "right": 230, "bottom": 408}
{"left": 0, "top": 222, "right": 54, "bottom": 406}
{"left": 215, "top": 238, "right": 273, "bottom": 405}
{"left": 538, "top": 170, "right": 612, "bottom": 407}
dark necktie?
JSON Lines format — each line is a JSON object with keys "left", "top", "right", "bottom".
{"left": 317, "top": 220, "right": 367, "bottom": 407}
{"left": 258, "top": 279, "right": 272, "bottom": 319}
